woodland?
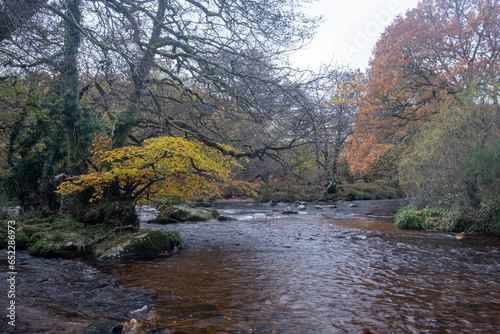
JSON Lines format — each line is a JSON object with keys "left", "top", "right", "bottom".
{"left": 0, "top": 0, "right": 500, "bottom": 254}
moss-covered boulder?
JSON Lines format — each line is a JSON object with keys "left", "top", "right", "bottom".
{"left": 96, "top": 230, "right": 182, "bottom": 260}
{"left": 146, "top": 206, "right": 219, "bottom": 224}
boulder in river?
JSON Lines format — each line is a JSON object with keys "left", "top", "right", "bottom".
{"left": 282, "top": 207, "right": 299, "bottom": 215}
{"left": 218, "top": 215, "right": 237, "bottom": 221}
{"left": 146, "top": 206, "right": 219, "bottom": 224}
{"left": 318, "top": 204, "right": 337, "bottom": 209}
{"left": 97, "top": 230, "right": 182, "bottom": 260}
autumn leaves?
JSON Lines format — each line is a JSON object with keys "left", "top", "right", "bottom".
{"left": 57, "top": 136, "right": 256, "bottom": 204}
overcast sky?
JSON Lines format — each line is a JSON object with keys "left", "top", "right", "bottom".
{"left": 291, "top": 0, "right": 421, "bottom": 71}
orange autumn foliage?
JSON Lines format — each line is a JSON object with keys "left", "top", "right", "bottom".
{"left": 57, "top": 136, "right": 256, "bottom": 203}
{"left": 341, "top": 0, "right": 500, "bottom": 177}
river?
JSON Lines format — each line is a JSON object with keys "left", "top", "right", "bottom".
{"left": 1, "top": 200, "right": 500, "bottom": 333}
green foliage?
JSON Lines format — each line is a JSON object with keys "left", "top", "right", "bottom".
{"left": 488, "top": 208, "right": 500, "bottom": 235}
{"left": 399, "top": 87, "right": 499, "bottom": 209}
{"left": 460, "top": 141, "right": 500, "bottom": 208}
{"left": 394, "top": 209, "right": 425, "bottom": 230}
{"left": 397, "top": 84, "right": 500, "bottom": 233}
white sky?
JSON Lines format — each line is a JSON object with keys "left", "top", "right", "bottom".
{"left": 291, "top": 0, "right": 421, "bottom": 71}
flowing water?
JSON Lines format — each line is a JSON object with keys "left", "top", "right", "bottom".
{"left": 2, "top": 200, "right": 500, "bottom": 333}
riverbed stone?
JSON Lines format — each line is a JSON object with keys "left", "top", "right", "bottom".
{"left": 146, "top": 206, "right": 219, "bottom": 224}
{"left": 218, "top": 215, "right": 237, "bottom": 221}
{"left": 97, "top": 230, "right": 182, "bottom": 260}
{"left": 79, "top": 320, "right": 117, "bottom": 334}
{"left": 282, "top": 207, "right": 299, "bottom": 214}
{"left": 297, "top": 205, "right": 307, "bottom": 210}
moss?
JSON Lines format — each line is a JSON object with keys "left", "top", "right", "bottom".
{"left": 0, "top": 212, "right": 121, "bottom": 258}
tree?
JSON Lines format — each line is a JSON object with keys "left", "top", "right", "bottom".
{"left": 342, "top": 0, "right": 500, "bottom": 177}
{"left": 0, "top": 0, "right": 48, "bottom": 42}
{"left": 80, "top": 0, "right": 317, "bottom": 150}
{"left": 308, "top": 68, "right": 362, "bottom": 187}
{"left": 0, "top": 0, "right": 319, "bottom": 215}
{"left": 399, "top": 88, "right": 500, "bottom": 209}
{"left": 56, "top": 136, "right": 256, "bottom": 224}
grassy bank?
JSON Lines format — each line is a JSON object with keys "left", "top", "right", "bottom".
{"left": 255, "top": 179, "right": 402, "bottom": 203}
{"left": 395, "top": 206, "right": 500, "bottom": 234}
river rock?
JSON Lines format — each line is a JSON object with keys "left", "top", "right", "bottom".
{"left": 297, "top": 205, "right": 307, "bottom": 210}
{"left": 218, "top": 215, "right": 237, "bottom": 221}
{"left": 282, "top": 207, "right": 299, "bottom": 215}
{"left": 254, "top": 213, "right": 267, "bottom": 219}
{"left": 79, "top": 320, "right": 118, "bottom": 334}
{"left": 349, "top": 203, "right": 358, "bottom": 207}
{"left": 97, "top": 230, "right": 182, "bottom": 260}
{"left": 313, "top": 204, "right": 336, "bottom": 210}
{"left": 146, "top": 206, "right": 219, "bottom": 224}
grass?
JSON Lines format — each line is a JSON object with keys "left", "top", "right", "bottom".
{"left": 395, "top": 207, "right": 462, "bottom": 232}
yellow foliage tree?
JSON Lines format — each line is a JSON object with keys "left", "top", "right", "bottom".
{"left": 57, "top": 136, "right": 256, "bottom": 204}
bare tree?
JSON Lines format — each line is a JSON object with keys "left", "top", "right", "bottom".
{"left": 0, "top": 0, "right": 48, "bottom": 42}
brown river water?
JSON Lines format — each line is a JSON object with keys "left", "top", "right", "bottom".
{"left": 1, "top": 200, "right": 500, "bottom": 333}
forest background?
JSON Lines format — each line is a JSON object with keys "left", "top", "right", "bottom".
{"left": 0, "top": 0, "right": 499, "bottom": 249}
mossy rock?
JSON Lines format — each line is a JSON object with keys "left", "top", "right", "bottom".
{"left": 148, "top": 206, "right": 219, "bottom": 223}
{"left": 97, "top": 230, "right": 182, "bottom": 260}
{"left": 0, "top": 213, "right": 96, "bottom": 258}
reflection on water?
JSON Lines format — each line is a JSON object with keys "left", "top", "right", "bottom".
{"left": 3, "top": 200, "right": 500, "bottom": 333}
